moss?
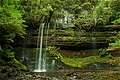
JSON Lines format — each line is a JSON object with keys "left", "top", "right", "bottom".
{"left": 60, "top": 56, "right": 112, "bottom": 68}
{"left": 47, "top": 46, "right": 120, "bottom": 68}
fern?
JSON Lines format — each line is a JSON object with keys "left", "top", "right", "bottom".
{"left": 109, "top": 39, "right": 120, "bottom": 48}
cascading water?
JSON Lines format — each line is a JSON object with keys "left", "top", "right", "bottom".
{"left": 34, "top": 23, "right": 47, "bottom": 72}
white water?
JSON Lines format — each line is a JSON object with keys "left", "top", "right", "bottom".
{"left": 34, "top": 23, "right": 46, "bottom": 72}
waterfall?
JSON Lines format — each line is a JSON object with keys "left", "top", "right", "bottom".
{"left": 34, "top": 23, "right": 47, "bottom": 72}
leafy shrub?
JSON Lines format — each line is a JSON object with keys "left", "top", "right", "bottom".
{"left": 109, "top": 39, "right": 120, "bottom": 48}
{"left": 0, "top": 49, "right": 15, "bottom": 61}
{"left": 0, "top": 49, "right": 27, "bottom": 70}
{"left": 0, "top": 0, "right": 26, "bottom": 37}
{"left": 112, "top": 18, "right": 120, "bottom": 24}
{"left": 46, "top": 46, "right": 63, "bottom": 59}
{"left": 98, "top": 49, "right": 112, "bottom": 58}
{"left": 0, "top": 0, "right": 26, "bottom": 49}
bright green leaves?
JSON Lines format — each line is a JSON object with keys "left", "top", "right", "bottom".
{"left": 0, "top": 0, "right": 26, "bottom": 68}
{"left": 0, "top": 0, "right": 25, "bottom": 49}
{"left": 73, "top": 0, "right": 120, "bottom": 30}
{"left": 110, "top": 0, "right": 120, "bottom": 24}
{"left": 0, "top": 0, "right": 25, "bottom": 37}
{"left": 46, "top": 46, "right": 63, "bottom": 59}
{"left": 109, "top": 39, "right": 120, "bottom": 48}
{"left": 93, "top": 0, "right": 112, "bottom": 25}
{"left": 112, "top": 18, "right": 120, "bottom": 24}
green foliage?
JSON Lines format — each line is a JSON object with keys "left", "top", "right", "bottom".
{"left": 70, "top": 0, "right": 120, "bottom": 45}
{"left": 0, "top": 0, "right": 25, "bottom": 37}
{"left": 20, "top": 0, "right": 120, "bottom": 33}
{"left": 0, "top": 0, "right": 27, "bottom": 70}
{"left": 0, "top": 0, "right": 26, "bottom": 49}
{"left": 74, "top": 13, "right": 95, "bottom": 30}
{"left": 0, "top": 49, "right": 27, "bottom": 70}
{"left": 10, "top": 58, "right": 27, "bottom": 70}
{"left": 46, "top": 46, "right": 112, "bottom": 68}
{"left": 0, "top": 49, "right": 15, "bottom": 61}
{"left": 0, "top": 32, "right": 16, "bottom": 49}
{"left": 93, "top": 0, "right": 112, "bottom": 25}
{"left": 110, "top": 0, "right": 120, "bottom": 24}
{"left": 20, "top": 0, "right": 62, "bottom": 29}
{"left": 98, "top": 49, "right": 112, "bottom": 58}
{"left": 112, "top": 18, "right": 120, "bottom": 24}
{"left": 20, "top": 0, "right": 120, "bottom": 32}
{"left": 1, "top": 0, "right": 120, "bottom": 70}
{"left": 109, "top": 39, "right": 120, "bottom": 48}
{"left": 73, "top": 0, "right": 120, "bottom": 30}
{"left": 46, "top": 46, "right": 63, "bottom": 59}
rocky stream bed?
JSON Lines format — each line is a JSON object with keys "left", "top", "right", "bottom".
{"left": 1, "top": 65, "right": 120, "bottom": 80}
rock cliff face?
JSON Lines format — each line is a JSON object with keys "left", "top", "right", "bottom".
{"left": 14, "top": 25, "right": 120, "bottom": 56}
{"left": 15, "top": 26, "right": 117, "bottom": 47}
